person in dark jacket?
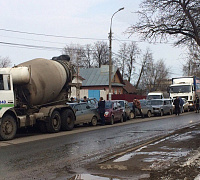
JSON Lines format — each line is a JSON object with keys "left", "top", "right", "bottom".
{"left": 195, "top": 95, "right": 199, "bottom": 113}
{"left": 173, "top": 96, "right": 180, "bottom": 116}
{"left": 98, "top": 97, "right": 105, "bottom": 125}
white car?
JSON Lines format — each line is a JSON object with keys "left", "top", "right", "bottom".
{"left": 182, "top": 98, "right": 189, "bottom": 112}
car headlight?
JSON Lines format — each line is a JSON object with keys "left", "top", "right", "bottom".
{"left": 104, "top": 112, "right": 109, "bottom": 116}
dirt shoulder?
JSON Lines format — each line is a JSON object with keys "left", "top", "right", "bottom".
{"left": 85, "top": 124, "right": 200, "bottom": 180}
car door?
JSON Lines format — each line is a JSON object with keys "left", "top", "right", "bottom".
{"left": 113, "top": 102, "right": 118, "bottom": 121}
{"left": 74, "top": 104, "right": 83, "bottom": 124}
{"left": 81, "top": 103, "right": 93, "bottom": 123}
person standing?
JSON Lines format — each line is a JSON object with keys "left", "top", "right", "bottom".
{"left": 98, "top": 97, "right": 105, "bottom": 125}
{"left": 83, "top": 96, "right": 88, "bottom": 102}
{"left": 173, "top": 96, "right": 180, "bottom": 116}
{"left": 195, "top": 95, "right": 199, "bottom": 113}
{"left": 133, "top": 98, "right": 144, "bottom": 118}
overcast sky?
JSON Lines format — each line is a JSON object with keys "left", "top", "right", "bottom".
{"left": 0, "top": 0, "right": 187, "bottom": 78}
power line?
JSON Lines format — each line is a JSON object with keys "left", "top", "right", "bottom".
{"left": 0, "top": 41, "right": 63, "bottom": 50}
{"left": 0, "top": 28, "right": 108, "bottom": 41}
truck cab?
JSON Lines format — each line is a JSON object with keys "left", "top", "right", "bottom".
{"left": 0, "top": 72, "right": 14, "bottom": 117}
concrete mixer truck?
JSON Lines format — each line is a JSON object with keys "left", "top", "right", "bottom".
{"left": 0, "top": 55, "right": 76, "bottom": 140}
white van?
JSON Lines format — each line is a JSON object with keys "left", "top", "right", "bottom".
{"left": 147, "top": 92, "right": 164, "bottom": 100}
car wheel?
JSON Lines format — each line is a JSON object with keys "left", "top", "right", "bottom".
{"left": 120, "top": 115, "right": 123, "bottom": 123}
{"left": 110, "top": 116, "right": 114, "bottom": 125}
{"left": 130, "top": 112, "right": 134, "bottom": 119}
{"left": 160, "top": 110, "right": 164, "bottom": 116}
{"left": 123, "top": 113, "right": 127, "bottom": 122}
{"left": 90, "top": 116, "right": 97, "bottom": 126}
{"left": 147, "top": 111, "right": 151, "bottom": 118}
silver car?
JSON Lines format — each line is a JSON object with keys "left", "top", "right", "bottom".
{"left": 68, "top": 102, "right": 99, "bottom": 126}
{"left": 116, "top": 100, "right": 131, "bottom": 121}
{"left": 139, "top": 100, "right": 153, "bottom": 118}
{"left": 150, "top": 99, "right": 173, "bottom": 116}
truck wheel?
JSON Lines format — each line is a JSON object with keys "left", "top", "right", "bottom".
{"left": 61, "top": 109, "right": 75, "bottom": 131}
{"left": 0, "top": 115, "right": 17, "bottom": 140}
{"left": 90, "top": 116, "right": 97, "bottom": 126}
{"left": 47, "top": 110, "right": 61, "bottom": 133}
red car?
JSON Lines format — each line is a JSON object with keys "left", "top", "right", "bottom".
{"left": 104, "top": 100, "right": 124, "bottom": 125}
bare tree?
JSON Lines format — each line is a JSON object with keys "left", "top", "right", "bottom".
{"left": 63, "top": 44, "right": 85, "bottom": 67}
{"left": 139, "top": 50, "right": 169, "bottom": 92}
{"left": 82, "top": 44, "right": 96, "bottom": 68}
{"left": 124, "top": 42, "right": 140, "bottom": 82}
{"left": 93, "top": 41, "right": 109, "bottom": 68}
{"left": 128, "top": 0, "right": 200, "bottom": 47}
{"left": 183, "top": 45, "right": 200, "bottom": 76}
{"left": 0, "top": 56, "right": 12, "bottom": 67}
{"left": 135, "top": 48, "right": 152, "bottom": 89}
{"left": 114, "top": 43, "right": 128, "bottom": 79}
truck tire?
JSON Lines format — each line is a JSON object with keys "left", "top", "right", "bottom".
{"left": 0, "top": 115, "right": 17, "bottom": 141}
{"left": 46, "top": 110, "right": 61, "bottom": 133}
{"left": 61, "top": 109, "right": 75, "bottom": 131}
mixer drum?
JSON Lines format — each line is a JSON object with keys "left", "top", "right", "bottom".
{"left": 18, "top": 58, "right": 69, "bottom": 106}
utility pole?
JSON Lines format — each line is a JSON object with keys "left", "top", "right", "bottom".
{"left": 108, "top": 7, "right": 124, "bottom": 100}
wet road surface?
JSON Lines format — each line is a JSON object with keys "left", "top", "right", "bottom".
{"left": 0, "top": 112, "right": 200, "bottom": 179}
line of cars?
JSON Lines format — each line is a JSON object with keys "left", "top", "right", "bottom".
{"left": 67, "top": 97, "right": 190, "bottom": 127}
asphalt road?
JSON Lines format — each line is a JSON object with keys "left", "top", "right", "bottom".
{"left": 0, "top": 112, "right": 200, "bottom": 180}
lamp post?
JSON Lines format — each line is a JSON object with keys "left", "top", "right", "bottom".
{"left": 108, "top": 7, "right": 124, "bottom": 100}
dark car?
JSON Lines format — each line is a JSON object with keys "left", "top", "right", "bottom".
{"left": 104, "top": 100, "right": 124, "bottom": 125}
{"left": 68, "top": 102, "right": 99, "bottom": 126}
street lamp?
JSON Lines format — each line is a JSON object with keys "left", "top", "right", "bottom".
{"left": 108, "top": 7, "right": 124, "bottom": 100}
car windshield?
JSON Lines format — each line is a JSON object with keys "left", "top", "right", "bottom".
{"left": 118, "top": 101, "right": 124, "bottom": 107}
{"left": 170, "top": 85, "right": 191, "bottom": 93}
{"left": 139, "top": 100, "right": 146, "bottom": 106}
{"left": 151, "top": 100, "right": 163, "bottom": 105}
{"left": 105, "top": 102, "right": 112, "bottom": 109}
{"left": 128, "top": 102, "right": 133, "bottom": 108}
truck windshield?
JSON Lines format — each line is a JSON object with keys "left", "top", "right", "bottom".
{"left": 147, "top": 95, "right": 162, "bottom": 99}
{"left": 0, "top": 74, "right": 11, "bottom": 90}
{"left": 170, "top": 85, "right": 191, "bottom": 93}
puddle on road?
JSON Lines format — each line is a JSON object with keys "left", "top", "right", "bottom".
{"left": 67, "top": 174, "right": 122, "bottom": 180}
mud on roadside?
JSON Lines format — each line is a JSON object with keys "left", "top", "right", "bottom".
{"left": 84, "top": 124, "right": 200, "bottom": 180}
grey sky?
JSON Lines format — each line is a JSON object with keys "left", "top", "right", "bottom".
{"left": 0, "top": 0, "right": 186, "bottom": 77}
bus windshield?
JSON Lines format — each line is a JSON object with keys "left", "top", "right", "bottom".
{"left": 170, "top": 85, "right": 191, "bottom": 93}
